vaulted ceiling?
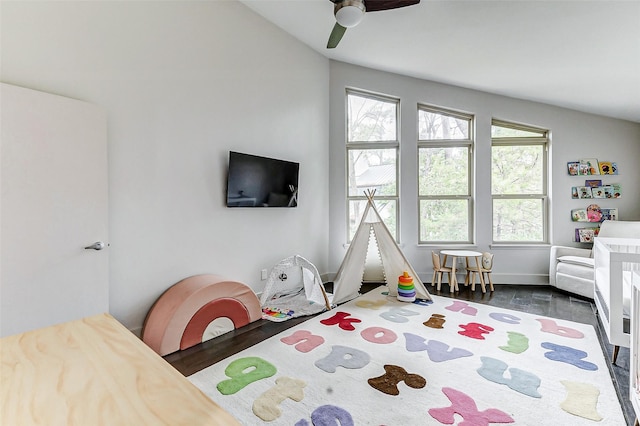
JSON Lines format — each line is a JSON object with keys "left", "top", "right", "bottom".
{"left": 241, "top": 0, "right": 640, "bottom": 123}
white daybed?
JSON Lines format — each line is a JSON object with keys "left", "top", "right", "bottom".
{"left": 594, "top": 236, "right": 640, "bottom": 364}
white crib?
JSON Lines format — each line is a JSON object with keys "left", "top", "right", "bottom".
{"left": 593, "top": 237, "right": 640, "bottom": 363}
{"left": 630, "top": 271, "right": 640, "bottom": 425}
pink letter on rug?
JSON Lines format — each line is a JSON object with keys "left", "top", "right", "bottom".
{"left": 429, "top": 387, "right": 514, "bottom": 425}
{"left": 281, "top": 330, "right": 325, "bottom": 353}
{"left": 361, "top": 327, "right": 397, "bottom": 344}
{"left": 536, "top": 318, "right": 584, "bottom": 339}
{"left": 445, "top": 301, "right": 478, "bottom": 316}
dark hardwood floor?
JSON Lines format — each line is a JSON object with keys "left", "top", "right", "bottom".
{"left": 165, "top": 283, "right": 635, "bottom": 426}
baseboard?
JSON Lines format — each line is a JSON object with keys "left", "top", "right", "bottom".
{"left": 321, "top": 272, "right": 549, "bottom": 286}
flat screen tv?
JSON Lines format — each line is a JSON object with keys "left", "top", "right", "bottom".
{"left": 226, "top": 151, "right": 299, "bottom": 207}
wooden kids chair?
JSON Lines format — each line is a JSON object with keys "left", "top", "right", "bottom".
{"left": 431, "top": 251, "right": 453, "bottom": 292}
{"left": 465, "top": 252, "right": 494, "bottom": 292}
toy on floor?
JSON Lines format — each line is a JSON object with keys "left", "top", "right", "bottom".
{"left": 262, "top": 307, "right": 295, "bottom": 321}
{"left": 397, "top": 271, "right": 416, "bottom": 303}
{"left": 142, "top": 274, "right": 262, "bottom": 356}
{"left": 260, "top": 255, "right": 330, "bottom": 322}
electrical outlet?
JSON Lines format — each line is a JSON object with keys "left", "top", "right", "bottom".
{"left": 261, "top": 269, "right": 268, "bottom": 280}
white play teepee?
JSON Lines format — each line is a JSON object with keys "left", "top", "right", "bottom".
{"left": 329, "top": 190, "right": 432, "bottom": 305}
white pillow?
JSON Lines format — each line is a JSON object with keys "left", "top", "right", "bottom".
{"left": 557, "top": 255, "right": 594, "bottom": 268}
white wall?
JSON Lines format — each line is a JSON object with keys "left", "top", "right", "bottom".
{"left": 329, "top": 61, "right": 640, "bottom": 285}
{"left": 1, "top": 1, "right": 330, "bottom": 334}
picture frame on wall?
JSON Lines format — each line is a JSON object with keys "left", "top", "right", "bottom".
{"left": 592, "top": 187, "right": 606, "bottom": 198}
{"left": 571, "top": 187, "right": 579, "bottom": 199}
{"left": 599, "top": 161, "right": 619, "bottom": 175}
{"left": 604, "top": 183, "right": 622, "bottom": 198}
{"left": 577, "top": 186, "right": 593, "bottom": 199}
{"left": 580, "top": 158, "right": 600, "bottom": 175}
{"left": 601, "top": 208, "right": 619, "bottom": 221}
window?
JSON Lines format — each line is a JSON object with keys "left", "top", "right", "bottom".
{"left": 346, "top": 90, "right": 399, "bottom": 241}
{"left": 491, "top": 119, "right": 549, "bottom": 243}
{"left": 418, "top": 105, "right": 473, "bottom": 243}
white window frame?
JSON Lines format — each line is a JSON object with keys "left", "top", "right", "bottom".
{"left": 491, "top": 119, "right": 549, "bottom": 244}
{"left": 345, "top": 89, "right": 400, "bottom": 243}
{"left": 417, "top": 104, "right": 474, "bottom": 244}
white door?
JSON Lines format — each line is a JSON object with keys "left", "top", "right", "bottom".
{"left": 1, "top": 83, "right": 109, "bottom": 337}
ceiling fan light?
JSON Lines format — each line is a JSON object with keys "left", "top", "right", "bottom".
{"left": 335, "top": 1, "right": 365, "bottom": 28}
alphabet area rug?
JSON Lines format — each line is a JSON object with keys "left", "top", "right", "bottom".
{"left": 188, "top": 286, "right": 626, "bottom": 425}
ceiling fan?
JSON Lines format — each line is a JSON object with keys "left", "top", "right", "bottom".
{"left": 327, "top": 0, "right": 421, "bottom": 49}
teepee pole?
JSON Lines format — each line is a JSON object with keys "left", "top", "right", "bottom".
{"left": 365, "top": 189, "right": 376, "bottom": 204}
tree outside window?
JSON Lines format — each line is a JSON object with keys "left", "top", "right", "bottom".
{"left": 491, "top": 120, "right": 549, "bottom": 243}
{"left": 418, "top": 105, "right": 473, "bottom": 243}
{"left": 346, "top": 91, "right": 399, "bottom": 241}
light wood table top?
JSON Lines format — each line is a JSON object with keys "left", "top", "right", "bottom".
{"left": 440, "top": 249, "right": 483, "bottom": 257}
{"left": 1, "top": 313, "right": 241, "bottom": 425}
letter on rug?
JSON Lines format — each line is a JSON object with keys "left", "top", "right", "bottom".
{"left": 536, "top": 318, "right": 584, "bottom": 339}
{"left": 424, "top": 313, "right": 446, "bottom": 329}
{"left": 541, "top": 342, "right": 598, "bottom": 371}
{"left": 458, "top": 322, "right": 494, "bottom": 339}
{"left": 355, "top": 299, "right": 387, "bottom": 310}
{"left": 360, "top": 326, "right": 397, "bottom": 344}
{"left": 428, "top": 387, "right": 514, "bottom": 425}
{"left": 320, "top": 312, "right": 362, "bottom": 331}
{"left": 309, "top": 405, "right": 354, "bottom": 426}
{"left": 499, "top": 331, "right": 529, "bottom": 354}
{"left": 253, "top": 376, "right": 306, "bottom": 421}
{"left": 477, "top": 357, "right": 542, "bottom": 398}
{"left": 445, "top": 301, "right": 478, "bottom": 316}
{"left": 403, "top": 333, "right": 473, "bottom": 362}
{"left": 380, "top": 307, "right": 419, "bottom": 323}
{"left": 217, "top": 357, "right": 277, "bottom": 395}
{"left": 560, "top": 380, "right": 603, "bottom": 421}
{"left": 368, "top": 364, "right": 426, "bottom": 395}
{"left": 489, "top": 312, "right": 521, "bottom": 324}
{"left": 315, "top": 345, "right": 370, "bottom": 373}
{"left": 280, "top": 330, "right": 325, "bottom": 353}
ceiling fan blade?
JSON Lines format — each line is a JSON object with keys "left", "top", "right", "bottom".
{"left": 364, "top": 0, "right": 420, "bottom": 12}
{"left": 327, "top": 22, "right": 347, "bottom": 49}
